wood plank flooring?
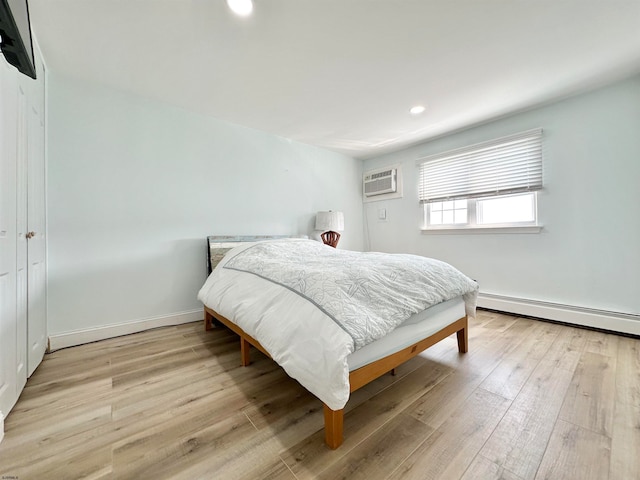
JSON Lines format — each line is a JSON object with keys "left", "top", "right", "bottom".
{"left": 0, "top": 310, "right": 638, "bottom": 479}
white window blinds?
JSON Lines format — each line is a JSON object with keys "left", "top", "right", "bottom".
{"left": 418, "top": 128, "right": 543, "bottom": 203}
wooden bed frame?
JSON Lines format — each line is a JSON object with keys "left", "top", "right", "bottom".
{"left": 204, "top": 305, "right": 468, "bottom": 449}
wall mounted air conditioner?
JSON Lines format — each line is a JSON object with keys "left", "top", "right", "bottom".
{"left": 363, "top": 168, "right": 397, "bottom": 197}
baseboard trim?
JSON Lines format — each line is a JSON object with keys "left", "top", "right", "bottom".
{"left": 46, "top": 297, "right": 640, "bottom": 350}
{"left": 477, "top": 293, "right": 640, "bottom": 336}
{"left": 48, "top": 309, "right": 203, "bottom": 351}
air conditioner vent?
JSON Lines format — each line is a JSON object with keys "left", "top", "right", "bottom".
{"left": 363, "top": 168, "right": 397, "bottom": 197}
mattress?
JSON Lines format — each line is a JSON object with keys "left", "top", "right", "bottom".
{"left": 347, "top": 296, "right": 465, "bottom": 371}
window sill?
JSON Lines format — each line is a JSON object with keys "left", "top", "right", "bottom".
{"left": 421, "top": 225, "right": 543, "bottom": 235}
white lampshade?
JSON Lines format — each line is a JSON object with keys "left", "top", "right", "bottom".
{"left": 315, "top": 211, "right": 344, "bottom": 232}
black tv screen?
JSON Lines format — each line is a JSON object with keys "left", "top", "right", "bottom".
{"left": 0, "top": 0, "right": 36, "bottom": 79}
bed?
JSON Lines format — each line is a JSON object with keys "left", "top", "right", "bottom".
{"left": 198, "top": 236, "right": 478, "bottom": 449}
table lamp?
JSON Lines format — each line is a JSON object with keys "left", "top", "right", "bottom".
{"left": 315, "top": 211, "right": 344, "bottom": 248}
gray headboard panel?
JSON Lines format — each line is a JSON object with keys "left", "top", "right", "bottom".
{"left": 206, "top": 235, "right": 296, "bottom": 274}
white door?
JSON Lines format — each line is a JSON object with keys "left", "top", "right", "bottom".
{"left": 15, "top": 83, "right": 28, "bottom": 387}
{"left": 27, "top": 80, "right": 47, "bottom": 376}
{"left": 0, "top": 60, "right": 19, "bottom": 417}
{"left": 0, "top": 52, "right": 46, "bottom": 420}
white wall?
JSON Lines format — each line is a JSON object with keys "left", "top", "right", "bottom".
{"left": 47, "top": 75, "right": 363, "bottom": 340}
{"left": 363, "top": 75, "right": 640, "bottom": 319}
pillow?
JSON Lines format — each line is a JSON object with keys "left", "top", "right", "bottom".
{"left": 209, "top": 243, "right": 239, "bottom": 271}
{"left": 210, "top": 248, "right": 234, "bottom": 269}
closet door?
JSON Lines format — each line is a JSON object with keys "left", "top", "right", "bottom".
{"left": 0, "top": 61, "right": 21, "bottom": 416}
{"left": 27, "top": 70, "right": 47, "bottom": 376}
{"left": 0, "top": 52, "right": 46, "bottom": 419}
{"left": 15, "top": 82, "right": 28, "bottom": 387}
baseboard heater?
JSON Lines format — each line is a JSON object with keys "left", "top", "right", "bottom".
{"left": 477, "top": 293, "right": 640, "bottom": 337}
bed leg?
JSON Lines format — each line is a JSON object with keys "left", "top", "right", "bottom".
{"left": 457, "top": 317, "right": 468, "bottom": 353}
{"left": 323, "top": 404, "right": 344, "bottom": 449}
{"left": 240, "top": 337, "right": 251, "bottom": 366}
{"left": 204, "top": 309, "right": 214, "bottom": 331}
{"left": 390, "top": 368, "right": 396, "bottom": 376}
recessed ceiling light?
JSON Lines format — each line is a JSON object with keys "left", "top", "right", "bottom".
{"left": 410, "top": 105, "right": 426, "bottom": 115}
{"left": 227, "top": 0, "right": 253, "bottom": 16}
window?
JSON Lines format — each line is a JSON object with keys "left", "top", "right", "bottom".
{"left": 419, "top": 129, "right": 542, "bottom": 231}
{"left": 477, "top": 193, "right": 536, "bottom": 225}
{"left": 428, "top": 200, "right": 468, "bottom": 225}
{"left": 424, "top": 192, "right": 537, "bottom": 228}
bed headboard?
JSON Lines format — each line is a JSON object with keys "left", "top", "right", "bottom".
{"left": 206, "top": 235, "right": 298, "bottom": 274}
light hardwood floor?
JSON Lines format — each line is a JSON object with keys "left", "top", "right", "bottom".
{"left": 0, "top": 310, "right": 638, "bottom": 479}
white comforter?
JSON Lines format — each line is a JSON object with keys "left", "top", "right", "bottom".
{"left": 198, "top": 239, "right": 477, "bottom": 410}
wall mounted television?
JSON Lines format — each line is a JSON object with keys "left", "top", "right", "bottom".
{"left": 0, "top": 0, "right": 36, "bottom": 79}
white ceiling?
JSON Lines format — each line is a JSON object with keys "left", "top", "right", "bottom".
{"left": 29, "top": 1, "right": 640, "bottom": 159}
